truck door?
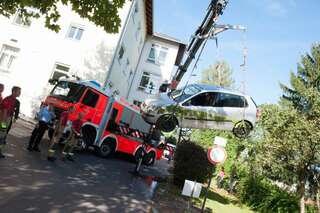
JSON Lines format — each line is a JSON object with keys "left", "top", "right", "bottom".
{"left": 76, "top": 88, "right": 100, "bottom": 122}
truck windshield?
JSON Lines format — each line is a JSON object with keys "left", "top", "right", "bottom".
{"left": 171, "top": 85, "right": 201, "bottom": 103}
{"left": 50, "top": 81, "right": 86, "bottom": 103}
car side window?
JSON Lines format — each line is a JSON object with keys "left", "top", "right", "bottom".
{"left": 183, "top": 92, "right": 216, "bottom": 107}
{"left": 81, "top": 89, "right": 99, "bottom": 107}
{"left": 214, "top": 93, "right": 247, "bottom": 108}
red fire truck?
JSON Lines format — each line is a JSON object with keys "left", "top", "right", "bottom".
{"left": 44, "top": 79, "right": 164, "bottom": 165}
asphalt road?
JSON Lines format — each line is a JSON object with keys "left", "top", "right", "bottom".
{"left": 0, "top": 120, "right": 170, "bottom": 213}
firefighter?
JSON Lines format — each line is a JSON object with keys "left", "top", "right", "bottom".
{"left": 0, "top": 86, "right": 21, "bottom": 158}
{"left": 61, "top": 111, "right": 84, "bottom": 161}
{"left": 47, "top": 106, "right": 75, "bottom": 161}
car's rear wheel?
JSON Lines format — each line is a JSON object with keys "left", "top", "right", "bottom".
{"left": 156, "top": 114, "right": 177, "bottom": 132}
{"left": 233, "top": 121, "right": 252, "bottom": 138}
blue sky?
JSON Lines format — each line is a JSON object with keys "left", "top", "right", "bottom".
{"left": 154, "top": 0, "right": 320, "bottom": 105}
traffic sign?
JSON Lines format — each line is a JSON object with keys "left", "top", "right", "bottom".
{"left": 207, "top": 146, "right": 227, "bottom": 165}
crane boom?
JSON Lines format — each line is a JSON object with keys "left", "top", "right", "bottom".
{"left": 169, "top": 0, "right": 228, "bottom": 90}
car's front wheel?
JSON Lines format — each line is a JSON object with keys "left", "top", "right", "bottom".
{"left": 156, "top": 114, "right": 178, "bottom": 132}
{"left": 233, "top": 121, "right": 252, "bottom": 138}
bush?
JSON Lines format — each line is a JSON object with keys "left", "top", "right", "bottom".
{"left": 237, "top": 176, "right": 299, "bottom": 213}
{"left": 173, "top": 141, "right": 213, "bottom": 186}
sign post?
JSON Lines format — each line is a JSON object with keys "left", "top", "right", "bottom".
{"left": 201, "top": 144, "right": 227, "bottom": 213}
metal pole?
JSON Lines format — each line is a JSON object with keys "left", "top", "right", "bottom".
{"left": 201, "top": 166, "right": 215, "bottom": 213}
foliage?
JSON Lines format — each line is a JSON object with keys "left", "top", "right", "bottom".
{"left": 255, "top": 44, "right": 320, "bottom": 212}
{"left": 173, "top": 141, "right": 213, "bottom": 186}
{"left": 280, "top": 43, "right": 320, "bottom": 117}
{"left": 0, "top": 0, "right": 125, "bottom": 33}
{"left": 237, "top": 175, "right": 300, "bottom": 213}
{"left": 199, "top": 60, "right": 235, "bottom": 88}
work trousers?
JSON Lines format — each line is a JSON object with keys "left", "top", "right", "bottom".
{"left": 48, "top": 123, "right": 65, "bottom": 157}
{"left": 28, "top": 121, "right": 48, "bottom": 149}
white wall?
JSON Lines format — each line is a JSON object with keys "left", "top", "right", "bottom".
{"left": 127, "top": 36, "right": 180, "bottom": 104}
{"left": 107, "top": 0, "right": 147, "bottom": 97}
{"left": 0, "top": 2, "right": 131, "bottom": 117}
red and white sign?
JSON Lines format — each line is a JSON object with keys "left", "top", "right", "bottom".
{"left": 207, "top": 146, "right": 227, "bottom": 165}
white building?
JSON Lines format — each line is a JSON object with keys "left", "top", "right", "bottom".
{"left": 0, "top": 0, "right": 185, "bottom": 117}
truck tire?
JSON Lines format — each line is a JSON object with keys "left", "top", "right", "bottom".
{"left": 143, "top": 151, "right": 156, "bottom": 166}
{"left": 98, "top": 140, "right": 116, "bottom": 158}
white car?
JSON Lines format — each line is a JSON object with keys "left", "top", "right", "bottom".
{"left": 141, "top": 84, "right": 259, "bottom": 138}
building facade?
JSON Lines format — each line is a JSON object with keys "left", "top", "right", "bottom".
{"left": 0, "top": 0, "right": 185, "bottom": 118}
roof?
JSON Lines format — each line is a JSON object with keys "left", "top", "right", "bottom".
{"left": 145, "top": 1, "right": 186, "bottom": 66}
{"left": 152, "top": 32, "right": 187, "bottom": 66}
{"left": 187, "top": 84, "right": 247, "bottom": 96}
{"left": 145, "top": 0, "right": 153, "bottom": 35}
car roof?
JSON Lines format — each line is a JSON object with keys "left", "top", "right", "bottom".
{"left": 186, "top": 83, "right": 247, "bottom": 97}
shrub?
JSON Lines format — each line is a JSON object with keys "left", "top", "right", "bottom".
{"left": 237, "top": 175, "right": 299, "bottom": 213}
{"left": 173, "top": 141, "right": 213, "bottom": 187}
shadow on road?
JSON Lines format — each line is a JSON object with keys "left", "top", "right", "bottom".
{"left": 0, "top": 121, "right": 169, "bottom": 213}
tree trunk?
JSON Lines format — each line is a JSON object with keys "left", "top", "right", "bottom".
{"left": 298, "top": 180, "right": 306, "bottom": 213}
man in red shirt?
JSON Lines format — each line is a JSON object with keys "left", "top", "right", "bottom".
{"left": 47, "top": 106, "right": 75, "bottom": 161}
{"left": 0, "top": 86, "right": 21, "bottom": 158}
{"left": 61, "top": 112, "right": 84, "bottom": 161}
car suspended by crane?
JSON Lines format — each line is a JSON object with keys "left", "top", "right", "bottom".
{"left": 141, "top": 0, "right": 259, "bottom": 138}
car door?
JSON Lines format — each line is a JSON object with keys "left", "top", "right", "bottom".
{"left": 212, "top": 92, "right": 247, "bottom": 130}
{"left": 179, "top": 92, "right": 217, "bottom": 129}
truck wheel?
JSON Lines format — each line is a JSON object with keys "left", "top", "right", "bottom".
{"left": 233, "top": 121, "right": 252, "bottom": 138}
{"left": 156, "top": 114, "right": 177, "bottom": 132}
{"left": 143, "top": 152, "right": 156, "bottom": 166}
{"left": 134, "top": 148, "right": 144, "bottom": 162}
{"left": 98, "top": 141, "right": 115, "bottom": 158}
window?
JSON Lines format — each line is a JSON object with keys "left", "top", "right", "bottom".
{"left": 67, "top": 25, "right": 84, "bottom": 41}
{"left": 138, "top": 37, "right": 143, "bottom": 53}
{"left": 138, "top": 72, "right": 161, "bottom": 95}
{"left": 118, "top": 45, "right": 125, "bottom": 63}
{"left": 0, "top": 45, "right": 20, "bottom": 72}
{"left": 214, "top": 93, "right": 248, "bottom": 108}
{"left": 135, "top": 22, "right": 141, "bottom": 41}
{"left": 132, "top": 2, "right": 139, "bottom": 24}
{"left": 82, "top": 89, "right": 99, "bottom": 107}
{"left": 13, "top": 13, "right": 32, "bottom": 27}
{"left": 133, "top": 100, "right": 142, "bottom": 107}
{"left": 50, "top": 81, "right": 86, "bottom": 103}
{"left": 147, "top": 44, "right": 168, "bottom": 65}
{"left": 184, "top": 92, "right": 217, "bottom": 107}
{"left": 49, "top": 63, "right": 70, "bottom": 84}
{"left": 128, "top": 69, "right": 133, "bottom": 83}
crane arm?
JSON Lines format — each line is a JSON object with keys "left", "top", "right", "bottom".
{"left": 169, "top": 0, "right": 228, "bottom": 90}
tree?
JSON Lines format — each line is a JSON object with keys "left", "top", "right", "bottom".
{"left": 279, "top": 43, "right": 320, "bottom": 212}
{"left": 199, "top": 60, "right": 234, "bottom": 87}
{"left": 257, "top": 104, "right": 320, "bottom": 213}
{"left": 0, "top": 0, "right": 125, "bottom": 33}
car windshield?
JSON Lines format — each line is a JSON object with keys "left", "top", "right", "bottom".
{"left": 50, "top": 81, "right": 86, "bottom": 103}
{"left": 171, "top": 85, "right": 201, "bottom": 102}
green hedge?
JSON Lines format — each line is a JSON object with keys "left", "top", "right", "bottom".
{"left": 173, "top": 141, "right": 213, "bottom": 186}
{"left": 237, "top": 176, "right": 299, "bottom": 213}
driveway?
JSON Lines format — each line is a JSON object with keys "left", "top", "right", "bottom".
{"left": 0, "top": 120, "right": 170, "bottom": 213}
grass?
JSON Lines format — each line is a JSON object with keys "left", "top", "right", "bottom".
{"left": 152, "top": 179, "right": 254, "bottom": 213}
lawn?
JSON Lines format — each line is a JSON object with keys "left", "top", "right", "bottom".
{"left": 152, "top": 179, "right": 253, "bottom": 213}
